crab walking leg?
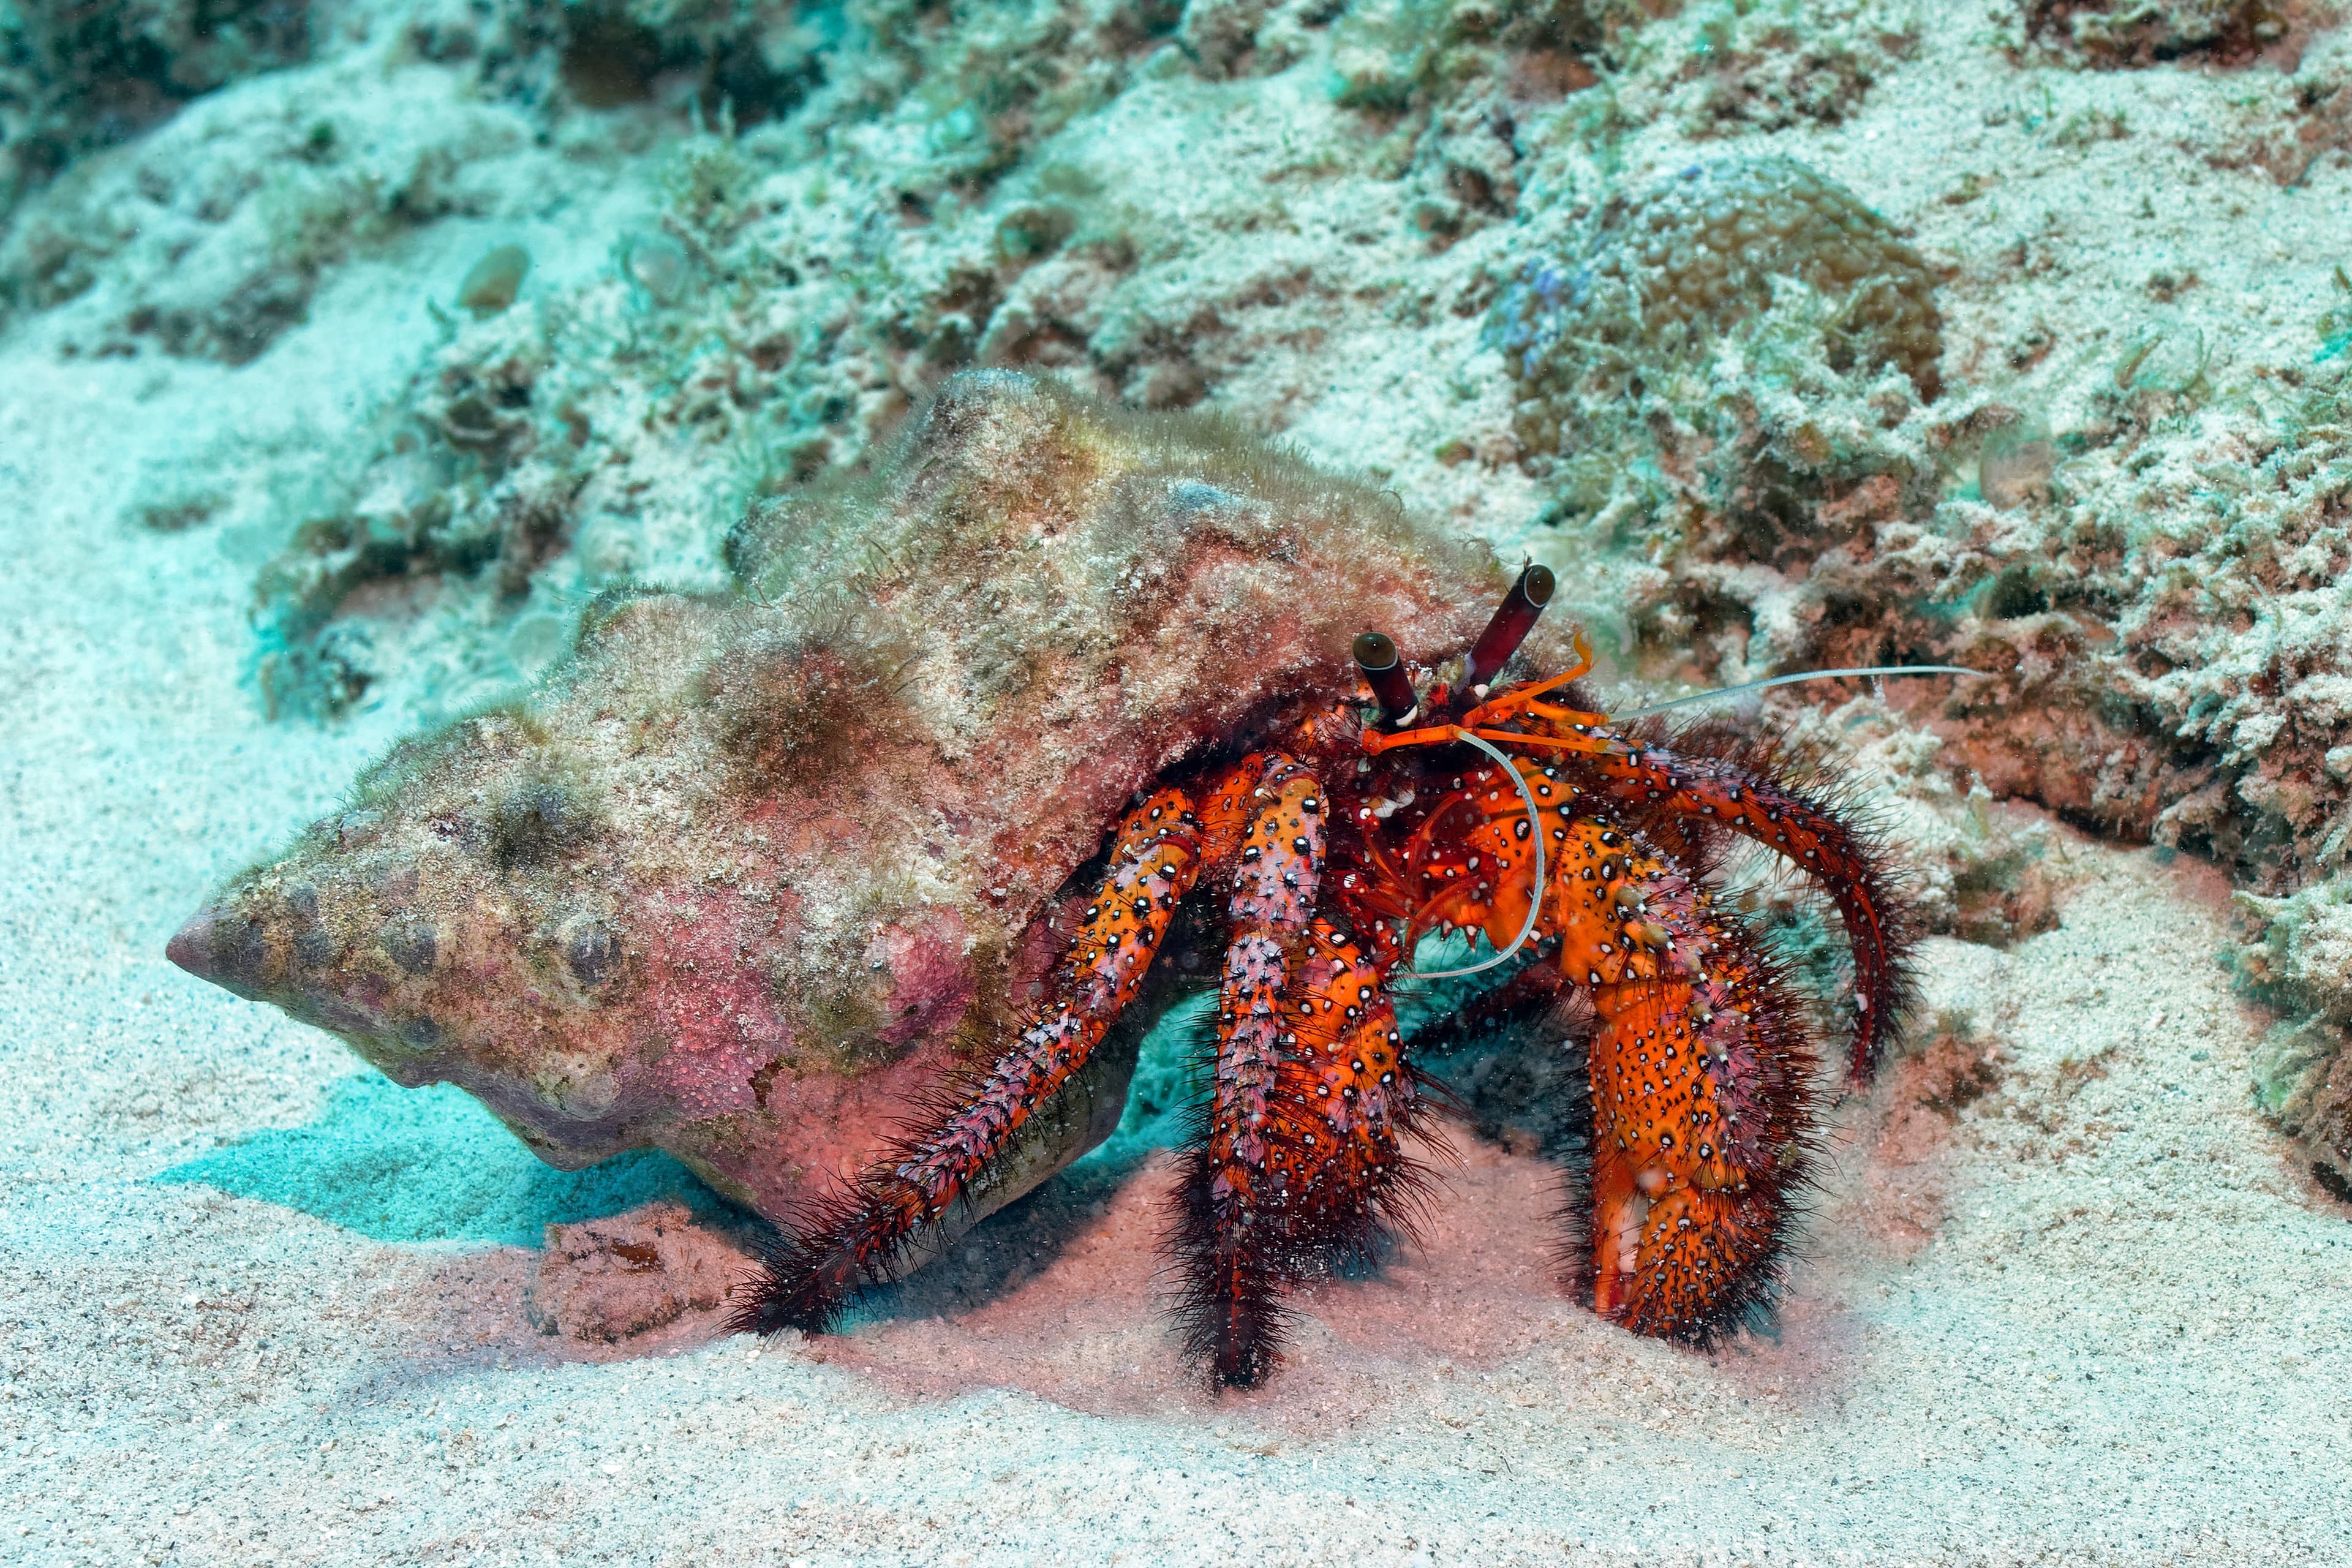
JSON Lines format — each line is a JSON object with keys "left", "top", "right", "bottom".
{"left": 1172, "top": 920, "right": 1422, "bottom": 1388}
{"left": 1262, "top": 922, "right": 1420, "bottom": 1259}
{"left": 1193, "top": 752, "right": 1278, "bottom": 864}
{"left": 1393, "top": 672, "right": 1917, "bottom": 1079}
{"left": 1169, "top": 755, "right": 1329, "bottom": 1388}
{"left": 1568, "top": 737, "right": 1913, "bottom": 1080}
{"left": 1587, "top": 924, "right": 1819, "bottom": 1338}
{"left": 1521, "top": 813, "right": 1818, "bottom": 1336}
{"left": 729, "top": 786, "right": 1204, "bottom": 1335}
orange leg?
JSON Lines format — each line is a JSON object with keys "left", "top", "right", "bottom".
{"left": 1567, "top": 734, "right": 1918, "bottom": 1079}
{"left": 1268, "top": 923, "right": 1420, "bottom": 1253}
{"left": 731, "top": 785, "right": 1205, "bottom": 1335}
{"left": 1365, "top": 647, "right": 1916, "bottom": 1080}
{"left": 1172, "top": 915, "right": 1423, "bottom": 1387}
{"left": 1385, "top": 767, "right": 1817, "bottom": 1339}
{"left": 1458, "top": 626, "right": 1604, "bottom": 728}
{"left": 1192, "top": 752, "right": 1278, "bottom": 866}
{"left": 1586, "top": 924, "right": 1817, "bottom": 1339}
{"left": 1168, "top": 754, "right": 1338, "bottom": 1387}
{"left": 1352, "top": 659, "right": 1875, "bottom": 1339}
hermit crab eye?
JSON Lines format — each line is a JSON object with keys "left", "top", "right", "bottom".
{"left": 1462, "top": 563, "right": 1555, "bottom": 693}
{"left": 1352, "top": 630, "right": 1419, "bottom": 723}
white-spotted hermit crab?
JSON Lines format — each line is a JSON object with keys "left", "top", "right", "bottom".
{"left": 731, "top": 557, "right": 1937, "bottom": 1385}
{"left": 166, "top": 372, "right": 1950, "bottom": 1389}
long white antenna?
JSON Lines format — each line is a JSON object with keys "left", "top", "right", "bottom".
{"left": 1613, "top": 665, "right": 1981, "bottom": 721}
{"left": 1409, "top": 730, "right": 1546, "bottom": 981}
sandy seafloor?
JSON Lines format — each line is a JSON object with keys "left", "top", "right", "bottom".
{"left": 7, "top": 4, "right": 2352, "bottom": 1566}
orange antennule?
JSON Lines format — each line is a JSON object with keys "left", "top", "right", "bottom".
{"left": 1460, "top": 625, "right": 1601, "bottom": 726}
{"left": 1359, "top": 626, "right": 1614, "bottom": 758}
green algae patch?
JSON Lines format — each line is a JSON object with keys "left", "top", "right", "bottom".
{"left": 155, "top": 1073, "right": 724, "bottom": 1247}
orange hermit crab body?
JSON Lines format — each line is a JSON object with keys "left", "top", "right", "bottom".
{"left": 736, "top": 567, "right": 1919, "bottom": 1387}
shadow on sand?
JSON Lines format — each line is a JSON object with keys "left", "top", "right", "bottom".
{"left": 154, "top": 1072, "right": 728, "bottom": 1246}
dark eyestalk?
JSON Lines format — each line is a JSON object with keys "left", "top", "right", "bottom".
{"left": 1352, "top": 631, "right": 1420, "bottom": 725}
{"left": 1461, "top": 564, "right": 1555, "bottom": 696}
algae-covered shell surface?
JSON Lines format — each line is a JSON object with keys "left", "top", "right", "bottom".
{"left": 165, "top": 371, "right": 1512, "bottom": 1227}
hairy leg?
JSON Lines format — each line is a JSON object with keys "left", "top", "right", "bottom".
{"left": 1395, "top": 775, "right": 1820, "bottom": 1336}
{"left": 1588, "top": 919, "right": 1817, "bottom": 1339}
{"left": 1362, "top": 673, "right": 1871, "bottom": 1338}
{"left": 1378, "top": 674, "right": 1918, "bottom": 1079}
{"left": 1487, "top": 804, "right": 1815, "bottom": 1335}
{"left": 1171, "top": 915, "right": 1425, "bottom": 1385}
{"left": 729, "top": 785, "right": 1204, "bottom": 1335}
{"left": 1166, "top": 753, "right": 1333, "bottom": 1387}
{"left": 1572, "top": 734, "right": 1915, "bottom": 1080}
{"left": 1273, "top": 923, "right": 1421, "bottom": 1257}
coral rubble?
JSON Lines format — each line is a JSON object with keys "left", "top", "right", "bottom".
{"left": 526, "top": 1200, "right": 748, "bottom": 1341}
{"left": 2239, "top": 874, "right": 2352, "bottom": 1184}
{"left": 0, "top": 0, "right": 314, "bottom": 215}
{"left": 0, "top": 31, "right": 545, "bottom": 364}
{"left": 1483, "top": 130, "right": 2352, "bottom": 1179}
{"left": 1492, "top": 154, "right": 1943, "bottom": 469}
{"left": 2018, "top": 0, "right": 2296, "bottom": 67}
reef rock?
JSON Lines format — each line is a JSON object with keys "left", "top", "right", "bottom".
{"left": 2018, "top": 0, "right": 2296, "bottom": 68}
{"left": 2239, "top": 878, "right": 2352, "bottom": 1192}
{"left": 1495, "top": 155, "right": 1945, "bottom": 453}
{"left": 168, "top": 371, "right": 1520, "bottom": 1243}
{"left": 526, "top": 1201, "right": 746, "bottom": 1343}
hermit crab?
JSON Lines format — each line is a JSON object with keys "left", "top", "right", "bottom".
{"left": 734, "top": 556, "right": 1922, "bottom": 1385}
{"left": 167, "top": 371, "right": 1923, "bottom": 1390}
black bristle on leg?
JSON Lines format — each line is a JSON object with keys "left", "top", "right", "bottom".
{"left": 1701, "top": 932, "right": 1831, "bottom": 1343}
{"left": 1599, "top": 716, "right": 1925, "bottom": 1081}
{"left": 727, "top": 778, "right": 1212, "bottom": 1341}
{"left": 1169, "top": 1145, "right": 1293, "bottom": 1389}
{"left": 1540, "top": 1020, "right": 1598, "bottom": 1302}
{"left": 725, "top": 1183, "right": 909, "bottom": 1336}
{"left": 1166, "top": 1108, "right": 1439, "bottom": 1389}
{"left": 1162, "top": 1006, "right": 1437, "bottom": 1390}
{"left": 1594, "top": 920, "right": 1828, "bottom": 1344}
{"left": 1161, "top": 1000, "right": 1300, "bottom": 1390}
{"left": 727, "top": 1227, "right": 848, "bottom": 1336}
{"left": 725, "top": 1058, "right": 1061, "bottom": 1337}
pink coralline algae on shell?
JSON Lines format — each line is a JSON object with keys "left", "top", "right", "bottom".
{"left": 168, "top": 371, "right": 1526, "bottom": 1245}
